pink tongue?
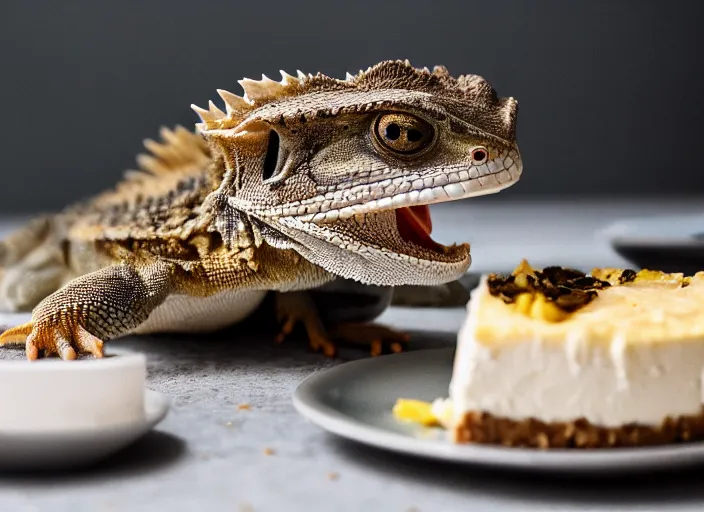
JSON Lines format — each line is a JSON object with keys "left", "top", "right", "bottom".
{"left": 407, "top": 205, "right": 433, "bottom": 234}
{"left": 395, "top": 205, "right": 442, "bottom": 251}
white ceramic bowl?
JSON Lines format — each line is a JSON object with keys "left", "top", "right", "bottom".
{"left": 0, "top": 352, "right": 147, "bottom": 433}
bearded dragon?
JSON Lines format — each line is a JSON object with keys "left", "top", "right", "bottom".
{"left": 0, "top": 60, "right": 522, "bottom": 361}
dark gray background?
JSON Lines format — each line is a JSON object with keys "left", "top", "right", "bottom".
{"left": 1, "top": 0, "right": 702, "bottom": 213}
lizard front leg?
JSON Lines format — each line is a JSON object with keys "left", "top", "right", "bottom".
{"left": 0, "top": 261, "right": 175, "bottom": 360}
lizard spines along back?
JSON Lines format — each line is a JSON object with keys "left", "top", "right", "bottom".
{"left": 67, "top": 125, "right": 216, "bottom": 243}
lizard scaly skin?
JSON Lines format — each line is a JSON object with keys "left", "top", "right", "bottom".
{"left": 0, "top": 60, "right": 522, "bottom": 360}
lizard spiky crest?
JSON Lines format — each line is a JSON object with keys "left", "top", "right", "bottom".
{"left": 64, "top": 125, "right": 214, "bottom": 242}
{"left": 191, "top": 60, "right": 518, "bottom": 143}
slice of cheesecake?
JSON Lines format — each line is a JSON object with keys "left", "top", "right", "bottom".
{"left": 394, "top": 262, "right": 704, "bottom": 448}
{"left": 440, "top": 262, "right": 704, "bottom": 448}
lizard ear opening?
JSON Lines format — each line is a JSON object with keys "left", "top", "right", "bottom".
{"left": 262, "top": 130, "right": 281, "bottom": 182}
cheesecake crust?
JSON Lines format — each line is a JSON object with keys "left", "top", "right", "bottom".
{"left": 454, "top": 409, "right": 704, "bottom": 448}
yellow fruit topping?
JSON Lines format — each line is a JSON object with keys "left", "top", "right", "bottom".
{"left": 392, "top": 399, "right": 439, "bottom": 427}
{"left": 529, "top": 294, "right": 570, "bottom": 322}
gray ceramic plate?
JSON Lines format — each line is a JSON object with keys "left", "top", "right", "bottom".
{"left": 0, "top": 389, "right": 170, "bottom": 471}
{"left": 600, "top": 213, "right": 704, "bottom": 274}
{"left": 293, "top": 348, "right": 704, "bottom": 473}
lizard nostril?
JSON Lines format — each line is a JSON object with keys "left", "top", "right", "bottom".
{"left": 471, "top": 148, "right": 487, "bottom": 164}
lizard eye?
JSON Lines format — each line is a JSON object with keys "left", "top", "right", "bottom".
{"left": 373, "top": 113, "right": 435, "bottom": 156}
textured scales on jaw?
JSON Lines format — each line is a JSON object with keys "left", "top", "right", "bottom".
{"left": 191, "top": 60, "right": 518, "bottom": 143}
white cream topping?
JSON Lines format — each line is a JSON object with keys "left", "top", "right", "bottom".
{"left": 448, "top": 282, "right": 704, "bottom": 428}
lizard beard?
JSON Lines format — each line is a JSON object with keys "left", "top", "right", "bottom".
{"left": 271, "top": 208, "right": 471, "bottom": 287}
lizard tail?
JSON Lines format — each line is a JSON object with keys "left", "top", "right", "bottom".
{"left": 0, "top": 216, "right": 54, "bottom": 268}
{"left": 0, "top": 215, "right": 68, "bottom": 312}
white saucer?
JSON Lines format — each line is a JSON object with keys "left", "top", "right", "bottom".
{"left": 0, "top": 388, "right": 169, "bottom": 471}
{"left": 0, "top": 352, "right": 170, "bottom": 471}
{"left": 293, "top": 348, "right": 704, "bottom": 473}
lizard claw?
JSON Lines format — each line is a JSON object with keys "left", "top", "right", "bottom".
{"left": 329, "top": 323, "right": 410, "bottom": 357}
{"left": 273, "top": 292, "right": 411, "bottom": 358}
{"left": 274, "top": 292, "right": 337, "bottom": 357}
{"left": 0, "top": 320, "right": 104, "bottom": 361}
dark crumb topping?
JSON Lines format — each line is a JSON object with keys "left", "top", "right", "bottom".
{"left": 486, "top": 261, "right": 698, "bottom": 319}
{"left": 618, "top": 269, "right": 637, "bottom": 284}
{"left": 486, "top": 261, "right": 612, "bottom": 314}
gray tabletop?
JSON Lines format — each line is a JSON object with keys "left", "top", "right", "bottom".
{"left": 2, "top": 198, "right": 704, "bottom": 512}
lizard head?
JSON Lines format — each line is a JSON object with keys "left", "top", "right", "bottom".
{"left": 194, "top": 60, "right": 521, "bottom": 287}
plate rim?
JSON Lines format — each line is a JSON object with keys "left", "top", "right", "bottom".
{"left": 293, "top": 348, "right": 704, "bottom": 472}
{"left": 610, "top": 236, "right": 704, "bottom": 247}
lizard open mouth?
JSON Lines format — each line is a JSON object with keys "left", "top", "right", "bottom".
{"left": 276, "top": 199, "right": 475, "bottom": 286}
{"left": 395, "top": 205, "right": 444, "bottom": 252}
